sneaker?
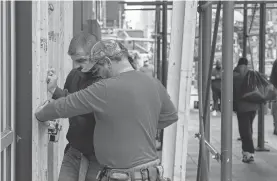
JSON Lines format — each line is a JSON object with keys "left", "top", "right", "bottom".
{"left": 249, "top": 155, "right": 255, "bottom": 162}
{"left": 242, "top": 152, "right": 254, "bottom": 163}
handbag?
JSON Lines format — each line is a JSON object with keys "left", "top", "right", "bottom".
{"left": 240, "top": 70, "right": 277, "bottom": 103}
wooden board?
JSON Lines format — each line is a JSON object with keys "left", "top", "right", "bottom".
{"left": 32, "top": 1, "right": 48, "bottom": 181}
{"left": 175, "top": 2, "right": 198, "bottom": 181}
{"left": 32, "top": 1, "right": 73, "bottom": 181}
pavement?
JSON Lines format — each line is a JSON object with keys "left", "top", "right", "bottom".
{"left": 186, "top": 110, "right": 277, "bottom": 181}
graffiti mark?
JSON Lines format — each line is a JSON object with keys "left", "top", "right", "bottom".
{"left": 48, "top": 3, "right": 54, "bottom": 14}
{"left": 48, "top": 31, "right": 59, "bottom": 42}
{"left": 40, "top": 38, "right": 48, "bottom": 52}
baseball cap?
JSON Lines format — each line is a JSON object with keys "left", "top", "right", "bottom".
{"left": 81, "top": 40, "right": 129, "bottom": 72}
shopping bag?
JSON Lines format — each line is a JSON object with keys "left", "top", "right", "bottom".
{"left": 240, "top": 70, "right": 277, "bottom": 103}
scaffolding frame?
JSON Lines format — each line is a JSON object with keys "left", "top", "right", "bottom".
{"left": 122, "top": 0, "right": 274, "bottom": 180}
{"left": 197, "top": 1, "right": 273, "bottom": 181}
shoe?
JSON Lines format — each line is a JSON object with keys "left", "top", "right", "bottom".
{"left": 242, "top": 152, "right": 254, "bottom": 163}
{"left": 249, "top": 155, "right": 255, "bottom": 162}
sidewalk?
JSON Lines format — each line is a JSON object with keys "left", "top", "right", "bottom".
{"left": 186, "top": 111, "right": 277, "bottom": 181}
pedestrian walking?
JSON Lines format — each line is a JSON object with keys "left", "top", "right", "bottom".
{"left": 269, "top": 59, "right": 277, "bottom": 135}
{"left": 233, "top": 57, "right": 259, "bottom": 163}
{"left": 35, "top": 40, "right": 178, "bottom": 181}
{"left": 46, "top": 31, "right": 110, "bottom": 181}
{"left": 211, "top": 59, "right": 222, "bottom": 116}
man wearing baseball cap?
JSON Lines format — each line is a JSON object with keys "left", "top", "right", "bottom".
{"left": 35, "top": 40, "right": 178, "bottom": 181}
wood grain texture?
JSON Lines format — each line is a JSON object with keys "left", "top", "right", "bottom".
{"left": 32, "top": 1, "right": 73, "bottom": 180}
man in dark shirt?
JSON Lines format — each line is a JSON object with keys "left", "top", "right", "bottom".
{"left": 46, "top": 32, "right": 110, "bottom": 181}
{"left": 36, "top": 40, "right": 178, "bottom": 181}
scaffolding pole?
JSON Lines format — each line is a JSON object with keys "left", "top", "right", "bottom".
{"left": 201, "top": 2, "right": 212, "bottom": 179}
{"left": 221, "top": 2, "right": 234, "bottom": 181}
{"left": 197, "top": 2, "right": 221, "bottom": 180}
{"left": 161, "top": 1, "right": 186, "bottom": 180}
{"left": 196, "top": 4, "right": 204, "bottom": 180}
{"left": 156, "top": 3, "right": 161, "bottom": 80}
{"left": 162, "top": 0, "right": 168, "bottom": 87}
{"left": 243, "top": 2, "right": 248, "bottom": 58}
{"left": 256, "top": 2, "right": 270, "bottom": 152}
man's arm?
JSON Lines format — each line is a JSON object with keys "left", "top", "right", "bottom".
{"left": 51, "top": 87, "right": 69, "bottom": 99}
{"left": 51, "top": 69, "right": 78, "bottom": 99}
{"left": 156, "top": 80, "right": 178, "bottom": 129}
{"left": 35, "top": 81, "right": 107, "bottom": 122}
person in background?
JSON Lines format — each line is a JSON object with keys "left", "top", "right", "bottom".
{"left": 211, "top": 59, "right": 222, "bottom": 116}
{"left": 46, "top": 31, "right": 109, "bottom": 181}
{"left": 269, "top": 59, "right": 277, "bottom": 135}
{"left": 35, "top": 40, "right": 178, "bottom": 181}
{"left": 233, "top": 57, "right": 259, "bottom": 163}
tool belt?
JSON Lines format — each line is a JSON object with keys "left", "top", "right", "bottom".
{"left": 96, "top": 160, "right": 169, "bottom": 181}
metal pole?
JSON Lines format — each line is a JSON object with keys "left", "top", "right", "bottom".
{"left": 123, "top": 1, "right": 277, "bottom": 6}
{"left": 155, "top": 1, "right": 163, "bottom": 150}
{"left": 256, "top": 2, "right": 270, "bottom": 152}
{"left": 196, "top": 5, "right": 210, "bottom": 181}
{"left": 119, "top": 5, "right": 122, "bottom": 28}
{"left": 196, "top": 6, "right": 204, "bottom": 181}
{"left": 162, "top": 0, "right": 168, "bottom": 87}
{"left": 124, "top": 6, "right": 277, "bottom": 11}
{"left": 102, "top": 0, "right": 107, "bottom": 27}
{"left": 161, "top": 1, "right": 186, "bottom": 179}
{"left": 81, "top": 1, "right": 84, "bottom": 30}
{"left": 243, "top": 2, "right": 248, "bottom": 57}
{"left": 197, "top": 2, "right": 221, "bottom": 179}
{"left": 203, "top": 1, "right": 221, "bottom": 134}
{"left": 221, "top": 2, "right": 234, "bottom": 181}
{"left": 201, "top": 1, "right": 212, "bottom": 178}
{"left": 156, "top": 3, "right": 161, "bottom": 80}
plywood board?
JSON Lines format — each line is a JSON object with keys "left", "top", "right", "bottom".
{"left": 32, "top": 1, "right": 49, "bottom": 181}
{"left": 32, "top": 1, "right": 73, "bottom": 180}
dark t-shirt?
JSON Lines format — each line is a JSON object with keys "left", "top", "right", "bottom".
{"left": 36, "top": 71, "right": 178, "bottom": 168}
{"left": 52, "top": 67, "right": 101, "bottom": 155}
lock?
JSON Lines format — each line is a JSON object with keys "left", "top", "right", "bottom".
{"left": 48, "top": 120, "right": 62, "bottom": 142}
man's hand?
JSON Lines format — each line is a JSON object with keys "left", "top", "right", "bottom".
{"left": 46, "top": 68, "right": 58, "bottom": 94}
{"left": 35, "top": 100, "right": 49, "bottom": 123}
{"left": 35, "top": 100, "right": 56, "bottom": 128}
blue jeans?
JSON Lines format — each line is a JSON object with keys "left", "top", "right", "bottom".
{"left": 58, "top": 147, "right": 101, "bottom": 181}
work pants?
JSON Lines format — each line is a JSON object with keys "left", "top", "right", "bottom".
{"left": 58, "top": 146, "right": 101, "bottom": 181}
{"left": 237, "top": 111, "right": 256, "bottom": 154}
{"left": 212, "top": 88, "right": 221, "bottom": 111}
